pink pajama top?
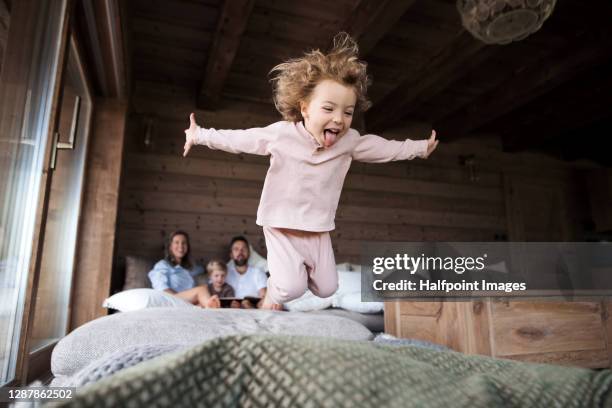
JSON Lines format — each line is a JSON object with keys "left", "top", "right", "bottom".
{"left": 195, "top": 121, "right": 428, "bottom": 232}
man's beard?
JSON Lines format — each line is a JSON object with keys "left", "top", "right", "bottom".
{"left": 234, "top": 257, "right": 248, "bottom": 267}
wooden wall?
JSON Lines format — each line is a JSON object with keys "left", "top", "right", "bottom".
{"left": 0, "top": 0, "right": 9, "bottom": 73}
{"left": 113, "top": 80, "right": 596, "bottom": 290}
{"left": 71, "top": 98, "right": 127, "bottom": 329}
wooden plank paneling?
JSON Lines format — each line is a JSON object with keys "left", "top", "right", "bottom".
{"left": 126, "top": 153, "right": 505, "bottom": 202}
{"left": 0, "top": 0, "right": 9, "bottom": 72}
{"left": 367, "top": 33, "right": 490, "bottom": 131}
{"left": 198, "top": 0, "right": 254, "bottom": 108}
{"left": 70, "top": 98, "right": 127, "bottom": 330}
{"left": 341, "top": 0, "right": 417, "bottom": 56}
{"left": 129, "top": 115, "right": 505, "bottom": 187}
{"left": 131, "top": 17, "right": 213, "bottom": 51}
{"left": 121, "top": 190, "right": 505, "bottom": 230}
{"left": 122, "top": 171, "right": 505, "bottom": 216}
{"left": 131, "top": 0, "right": 218, "bottom": 30}
{"left": 436, "top": 38, "right": 612, "bottom": 141}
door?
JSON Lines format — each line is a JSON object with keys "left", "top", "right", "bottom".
{"left": 28, "top": 34, "right": 93, "bottom": 355}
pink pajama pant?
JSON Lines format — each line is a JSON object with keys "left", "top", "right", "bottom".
{"left": 263, "top": 226, "right": 339, "bottom": 304}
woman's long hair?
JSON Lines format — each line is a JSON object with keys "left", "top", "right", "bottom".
{"left": 165, "top": 230, "right": 193, "bottom": 269}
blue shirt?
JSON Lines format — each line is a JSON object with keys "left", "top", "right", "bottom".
{"left": 148, "top": 260, "right": 203, "bottom": 292}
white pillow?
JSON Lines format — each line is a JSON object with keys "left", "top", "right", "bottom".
{"left": 248, "top": 245, "right": 268, "bottom": 272}
{"left": 337, "top": 270, "right": 361, "bottom": 294}
{"left": 284, "top": 290, "right": 334, "bottom": 312}
{"left": 349, "top": 263, "right": 362, "bottom": 273}
{"left": 102, "top": 289, "right": 195, "bottom": 312}
{"left": 333, "top": 292, "right": 384, "bottom": 314}
{"left": 332, "top": 270, "right": 383, "bottom": 314}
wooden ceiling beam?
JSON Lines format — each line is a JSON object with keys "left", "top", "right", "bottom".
{"left": 366, "top": 32, "right": 496, "bottom": 132}
{"left": 341, "top": 0, "right": 417, "bottom": 56}
{"left": 197, "top": 0, "right": 255, "bottom": 110}
{"left": 434, "top": 30, "right": 612, "bottom": 142}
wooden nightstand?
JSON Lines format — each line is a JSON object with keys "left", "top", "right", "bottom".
{"left": 384, "top": 299, "right": 612, "bottom": 368}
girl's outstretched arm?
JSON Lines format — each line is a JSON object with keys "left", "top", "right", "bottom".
{"left": 352, "top": 129, "right": 439, "bottom": 163}
{"left": 183, "top": 112, "right": 279, "bottom": 157}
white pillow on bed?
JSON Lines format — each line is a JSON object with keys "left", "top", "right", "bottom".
{"left": 334, "top": 292, "right": 383, "bottom": 314}
{"left": 102, "top": 288, "right": 195, "bottom": 312}
{"left": 332, "top": 271, "right": 384, "bottom": 314}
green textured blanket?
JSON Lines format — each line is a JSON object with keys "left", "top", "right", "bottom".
{"left": 55, "top": 335, "right": 612, "bottom": 407}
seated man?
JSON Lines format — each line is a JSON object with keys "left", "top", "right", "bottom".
{"left": 226, "top": 236, "right": 279, "bottom": 309}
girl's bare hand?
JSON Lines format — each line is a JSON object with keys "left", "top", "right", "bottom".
{"left": 183, "top": 112, "right": 198, "bottom": 157}
{"left": 424, "top": 130, "right": 439, "bottom": 158}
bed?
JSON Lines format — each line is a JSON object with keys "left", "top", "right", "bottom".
{"left": 53, "top": 332, "right": 612, "bottom": 407}
{"left": 47, "top": 254, "right": 385, "bottom": 385}
{"left": 46, "top": 256, "right": 612, "bottom": 406}
{"left": 49, "top": 261, "right": 385, "bottom": 387}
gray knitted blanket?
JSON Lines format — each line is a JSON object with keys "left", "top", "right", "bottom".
{"left": 53, "top": 334, "right": 612, "bottom": 407}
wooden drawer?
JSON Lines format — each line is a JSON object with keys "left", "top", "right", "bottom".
{"left": 489, "top": 300, "right": 609, "bottom": 368}
{"left": 385, "top": 299, "right": 612, "bottom": 368}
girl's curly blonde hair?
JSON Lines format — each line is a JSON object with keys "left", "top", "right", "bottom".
{"left": 269, "top": 32, "right": 372, "bottom": 122}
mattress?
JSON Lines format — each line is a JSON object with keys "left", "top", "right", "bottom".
{"left": 51, "top": 307, "right": 373, "bottom": 386}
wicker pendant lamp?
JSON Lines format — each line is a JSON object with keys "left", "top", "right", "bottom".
{"left": 457, "top": 0, "right": 557, "bottom": 44}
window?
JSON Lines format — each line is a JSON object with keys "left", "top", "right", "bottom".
{"left": 0, "top": 0, "right": 68, "bottom": 385}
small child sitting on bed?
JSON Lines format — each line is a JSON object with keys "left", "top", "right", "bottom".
{"left": 207, "top": 260, "right": 256, "bottom": 309}
{"left": 183, "top": 32, "right": 439, "bottom": 310}
{"left": 206, "top": 259, "right": 235, "bottom": 297}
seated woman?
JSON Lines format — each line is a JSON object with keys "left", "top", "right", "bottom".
{"left": 148, "top": 230, "right": 220, "bottom": 308}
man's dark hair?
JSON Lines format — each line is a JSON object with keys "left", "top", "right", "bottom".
{"left": 230, "top": 235, "right": 249, "bottom": 249}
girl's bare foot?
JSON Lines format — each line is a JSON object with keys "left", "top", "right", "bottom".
{"left": 205, "top": 295, "right": 221, "bottom": 308}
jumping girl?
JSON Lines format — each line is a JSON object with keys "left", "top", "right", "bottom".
{"left": 183, "top": 33, "right": 439, "bottom": 309}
